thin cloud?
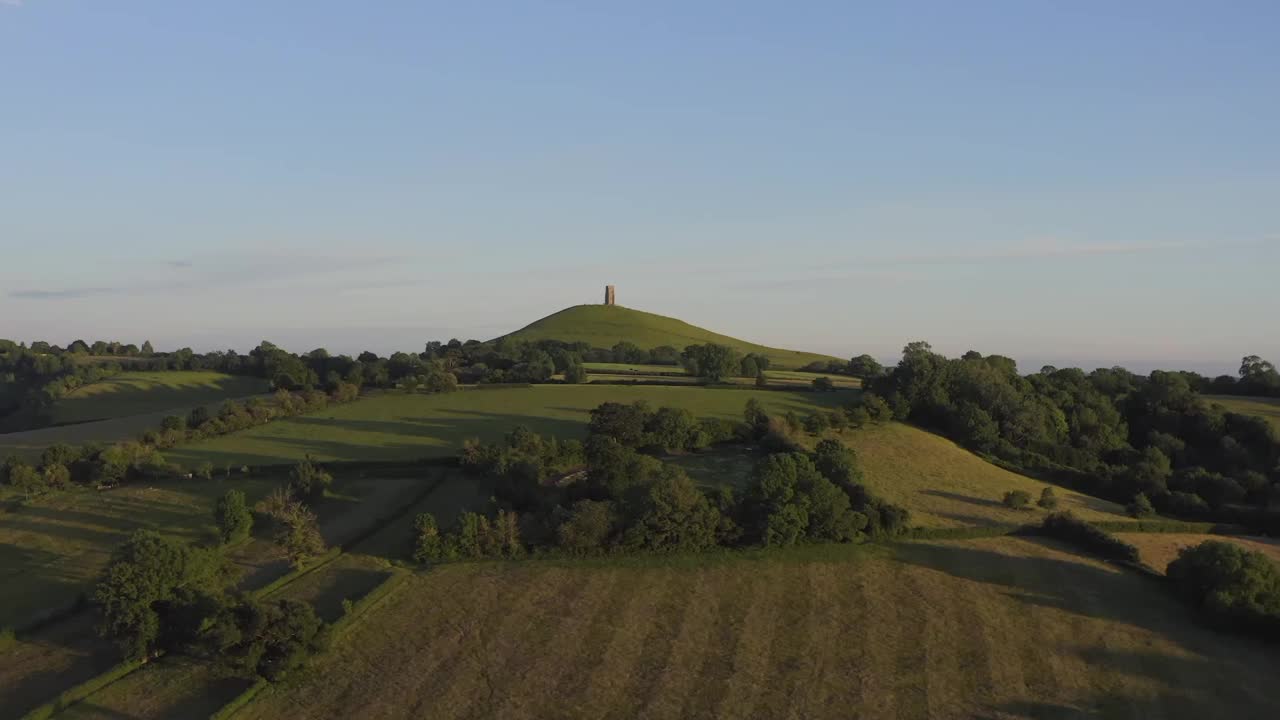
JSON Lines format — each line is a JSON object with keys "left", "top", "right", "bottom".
{"left": 11, "top": 287, "right": 124, "bottom": 300}
{"left": 168, "top": 260, "right": 193, "bottom": 269}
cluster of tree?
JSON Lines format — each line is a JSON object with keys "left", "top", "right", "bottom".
{"left": 861, "top": 343, "right": 1280, "bottom": 523}
{"left": 416, "top": 401, "right": 911, "bottom": 561}
{"left": 800, "top": 354, "right": 885, "bottom": 379}
{"left": 94, "top": 530, "right": 327, "bottom": 679}
{"left": 1167, "top": 540, "right": 1280, "bottom": 641}
{"left": 0, "top": 386, "right": 361, "bottom": 500}
{"left": 587, "top": 401, "right": 739, "bottom": 453}
{"left": 1001, "top": 487, "right": 1058, "bottom": 510}
{"left": 1184, "top": 356, "right": 1280, "bottom": 398}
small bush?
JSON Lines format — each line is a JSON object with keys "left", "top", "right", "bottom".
{"left": 1127, "top": 492, "right": 1156, "bottom": 518}
{"left": 0, "top": 626, "right": 15, "bottom": 651}
{"left": 1002, "top": 490, "right": 1032, "bottom": 510}
{"left": 1037, "top": 487, "right": 1059, "bottom": 510}
{"left": 1167, "top": 541, "right": 1280, "bottom": 641}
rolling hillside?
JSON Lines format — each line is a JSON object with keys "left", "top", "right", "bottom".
{"left": 1206, "top": 394, "right": 1280, "bottom": 431}
{"left": 498, "top": 304, "right": 839, "bottom": 369}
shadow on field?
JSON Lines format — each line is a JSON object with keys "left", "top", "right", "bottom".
{"left": 921, "top": 489, "right": 1004, "bottom": 508}
{"left": 897, "top": 538, "right": 1280, "bottom": 717}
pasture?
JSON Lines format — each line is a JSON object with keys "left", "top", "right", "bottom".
{"left": 1206, "top": 394, "right": 1280, "bottom": 431}
{"left": 1116, "top": 532, "right": 1280, "bottom": 573}
{"left": 49, "top": 371, "right": 269, "bottom": 426}
{"left": 165, "top": 385, "right": 849, "bottom": 468}
{"left": 842, "top": 422, "right": 1128, "bottom": 528}
{"left": 234, "top": 536, "right": 1280, "bottom": 720}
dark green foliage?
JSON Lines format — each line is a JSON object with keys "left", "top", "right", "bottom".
{"left": 622, "top": 468, "right": 721, "bottom": 553}
{"left": 288, "top": 456, "right": 333, "bottom": 503}
{"left": 1037, "top": 487, "right": 1059, "bottom": 510}
{"left": 564, "top": 361, "right": 588, "bottom": 384}
{"left": 557, "top": 500, "right": 616, "bottom": 555}
{"left": 1039, "top": 512, "right": 1141, "bottom": 564}
{"left": 681, "top": 343, "right": 742, "bottom": 381}
{"left": 40, "top": 442, "right": 78, "bottom": 468}
{"left": 588, "top": 401, "right": 651, "bottom": 447}
{"left": 94, "top": 530, "right": 232, "bottom": 659}
{"left": 412, "top": 513, "right": 444, "bottom": 563}
{"left": 812, "top": 376, "right": 835, "bottom": 392}
{"left": 848, "top": 354, "right": 884, "bottom": 379}
{"left": 1167, "top": 541, "right": 1280, "bottom": 640}
{"left": 1002, "top": 490, "right": 1032, "bottom": 510}
{"left": 812, "top": 438, "right": 864, "bottom": 488}
{"left": 9, "top": 462, "right": 47, "bottom": 497}
{"left": 215, "top": 489, "right": 253, "bottom": 544}
{"left": 1127, "top": 493, "right": 1156, "bottom": 518}
{"left": 211, "top": 598, "right": 328, "bottom": 682}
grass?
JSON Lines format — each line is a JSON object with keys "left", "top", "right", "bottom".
{"left": 499, "top": 304, "right": 840, "bottom": 369}
{"left": 165, "top": 385, "right": 851, "bottom": 468}
{"left": 1115, "top": 533, "right": 1280, "bottom": 573}
{"left": 49, "top": 371, "right": 269, "bottom": 426}
{"left": 583, "top": 363, "right": 689, "bottom": 374}
{"left": 842, "top": 422, "right": 1128, "bottom": 528}
{"left": 232, "top": 535, "right": 1280, "bottom": 720}
{"left": 1206, "top": 394, "right": 1280, "bottom": 431}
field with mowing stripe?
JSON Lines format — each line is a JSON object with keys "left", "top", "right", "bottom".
{"left": 166, "top": 386, "right": 849, "bottom": 468}
{"left": 1116, "top": 533, "right": 1280, "bottom": 573}
{"left": 1206, "top": 394, "right": 1280, "bottom": 431}
{"left": 49, "top": 371, "right": 270, "bottom": 426}
{"left": 236, "top": 536, "right": 1280, "bottom": 720}
{"left": 843, "top": 422, "right": 1128, "bottom": 528}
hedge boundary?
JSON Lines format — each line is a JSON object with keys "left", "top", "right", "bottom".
{"left": 18, "top": 657, "right": 149, "bottom": 720}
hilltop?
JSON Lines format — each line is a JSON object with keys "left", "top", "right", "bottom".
{"left": 497, "top": 304, "right": 840, "bottom": 369}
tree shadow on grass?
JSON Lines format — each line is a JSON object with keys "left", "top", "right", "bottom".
{"left": 921, "top": 489, "right": 1005, "bottom": 508}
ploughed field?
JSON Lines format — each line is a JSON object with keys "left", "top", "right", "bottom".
{"left": 235, "top": 537, "right": 1280, "bottom": 720}
{"left": 164, "top": 385, "right": 850, "bottom": 468}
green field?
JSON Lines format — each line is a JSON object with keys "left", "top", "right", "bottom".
{"left": 500, "top": 304, "right": 840, "bottom": 369}
{"left": 842, "top": 422, "right": 1128, "bottom": 528}
{"left": 1206, "top": 394, "right": 1280, "bottom": 431}
{"left": 583, "top": 362, "right": 690, "bottom": 374}
{"left": 232, "top": 536, "right": 1280, "bottom": 720}
{"left": 165, "top": 386, "right": 850, "bottom": 468}
{"left": 50, "top": 371, "right": 269, "bottom": 425}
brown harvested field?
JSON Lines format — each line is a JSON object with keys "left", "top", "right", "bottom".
{"left": 237, "top": 537, "right": 1280, "bottom": 720}
{"left": 1116, "top": 532, "right": 1280, "bottom": 573}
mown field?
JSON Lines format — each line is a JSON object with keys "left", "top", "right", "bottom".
{"left": 1116, "top": 532, "right": 1280, "bottom": 573}
{"left": 1206, "top": 394, "right": 1280, "bottom": 431}
{"left": 842, "top": 422, "right": 1128, "bottom": 528}
{"left": 165, "top": 386, "right": 849, "bottom": 468}
{"left": 49, "top": 371, "right": 269, "bottom": 426}
{"left": 233, "top": 536, "right": 1280, "bottom": 720}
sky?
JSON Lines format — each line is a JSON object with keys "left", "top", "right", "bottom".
{"left": 2, "top": 1, "right": 1278, "bottom": 375}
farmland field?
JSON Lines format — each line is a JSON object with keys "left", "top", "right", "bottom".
{"left": 1206, "top": 394, "right": 1280, "bottom": 431}
{"left": 49, "top": 371, "right": 269, "bottom": 426}
{"left": 583, "top": 363, "right": 689, "bottom": 374}
{"left": 1116, "top": 532, "right": 1280, "bottom": 573}
{"left": 235, "top": 536, "right": 1280, "bottom": 720}
{"left": 165, "top": 385, "right": 850, "bottom": 468}
{"left": 843, "top": 422, "right": 1128, "bottom": 528}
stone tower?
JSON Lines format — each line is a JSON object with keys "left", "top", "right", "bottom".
{"left": 604, "top": 285, "right": 616, "bottom": 305}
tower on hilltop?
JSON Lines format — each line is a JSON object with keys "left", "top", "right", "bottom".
{"left": 604, "top": 285, "right": 616, "bottom": 306}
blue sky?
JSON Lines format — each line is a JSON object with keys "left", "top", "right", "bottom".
{"left": 2, "top": 1, "right": 1278, "bottom": 374}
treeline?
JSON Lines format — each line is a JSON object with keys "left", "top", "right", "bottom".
{"left": 0, "top": 385, "right": 362, "bottom": 499}
{"left": 856, "top": 343, "right": 1280, "bottom": 527}
{"left": 411, "top": 399, "right": 911, "bottom": 562}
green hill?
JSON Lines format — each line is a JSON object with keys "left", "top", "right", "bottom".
{"left": 498, "top": 304, "right": 839, "bottom": 369}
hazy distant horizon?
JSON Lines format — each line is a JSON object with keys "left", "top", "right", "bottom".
{"left": 3, "top": 2, "right": 1277, "bottom": 375}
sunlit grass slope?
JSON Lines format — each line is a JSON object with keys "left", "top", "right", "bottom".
{"left": 499, "top": 304, "right": 839, "bottom": 369}
{"left": 50, "top": 371, "right": 269, "bottom": 425}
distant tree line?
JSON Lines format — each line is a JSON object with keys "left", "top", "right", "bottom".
{"left": 411, "top": 399, "right": 911, "bottom": 562}
{"left": 855, "top": 343, "right": 1280, "bottom": 528}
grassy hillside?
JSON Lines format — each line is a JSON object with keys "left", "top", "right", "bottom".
{"left": 1206, "top": 394, "right": 1280, "bottom": 431}
{"left": 234, "top": 537, "right": 1280, "bottom": 720}
{"left": 165, "top": 386, "right": 848, "bottom": 468}
{"left": 843, "top": 422, "right": 1128, "bottom": 528}
{"left": 1117, "top": 533, "right": 1280, "bottom": 573}
{"left": 49, "top": 371, "right": 269, "bottom": 425}
{"left": 500, "top": 304, "right": 839, "bottom": 369}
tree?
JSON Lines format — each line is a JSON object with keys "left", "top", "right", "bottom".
{"left": 160, "top": 415, "right": 186, "bottom": 433}
{"left": 1127, "top": 492, "right": 1156, "bottom": 518}
{"left": 288, "top": 457, "right": 332, "bottom": 503}
{"left": 812, "top": 439, "right": 864, "bottom": 488}
{"left": 848, "top": 354, "right": 883, "bottom": 379}
{"left": 412, "top": 513, "right": 445, "bottom": 563}
{"left": 812, "top": 377, "right": 835, "bottom": 392}
{"left": 40, "top": 442, "right": 78, "bottom": 469}
{"left": 94, "top": 530, "right": 229, "bottom": 659}
{"left": 564, "top": 361, "right": 588, "bottom": 384}
{"left": 755, "top": 369, "right": 768, "bottom": 387}
{"left": 1037, "top": 487, "right": 1059, "bottom": 510}
{"left": 681, "top": 344, "right": 741, "bottom": 382}
{"left": 1002, "top": 490, "right": 1032, "bottom": 510}
{"left": 557, "top": 500, "right": 615, "bottom": 554}
{"left": 1167, "top": 541, "right": 1280, "bottom": 637}
{"left": 9, "top": 463, "right": 46, "bottom": 497}
{"left": 215, "top": 489, "right": 253, "bottom": 544}
{"left": 141, "top": 340, "right": 154, "bottom": 356}
{"left": 622, "top": 468, "right": 721, "bottom": 553}
{"left": 43, "top": 463, "right": 71, "bottom": 490}
{"left": 213, "top": 598, "right": 328, "bottom": 682}
{"left": 589, "top": 401, "right": 651, "bottom": 447}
